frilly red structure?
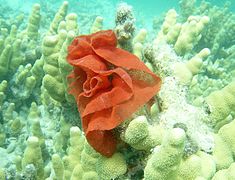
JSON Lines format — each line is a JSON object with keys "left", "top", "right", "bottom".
{"left": 67, "top": 30, "right": 161, "bottom": 157}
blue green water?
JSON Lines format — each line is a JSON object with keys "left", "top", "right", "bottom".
{"left": 1, "top": 0, "right": 234, "bottom": 33}
{"left": 2, "top": 0, "right": 234, "bottom": 23}
{"left": 2, "top": 0, "right": 235, "bottom": 13}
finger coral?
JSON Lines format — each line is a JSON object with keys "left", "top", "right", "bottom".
{"left": 67, "top": 30, "right": 161, "bottom": 157}
{"left": 1, "top": 0, "right": 235, "bottom": 179}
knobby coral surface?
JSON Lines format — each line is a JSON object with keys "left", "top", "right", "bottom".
{"left": 0, "top": 0, "right": 235, "bottom": 179}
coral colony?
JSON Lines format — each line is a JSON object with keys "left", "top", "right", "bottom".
{"left": 0, "top": 0, "right": 235, "bottom": 179}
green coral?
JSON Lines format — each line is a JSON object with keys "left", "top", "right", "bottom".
{"left": 205, "top": 81, "right": 235, "bottom": 127}
{"left": 218, "top": 119, "right": 235, "bottom": 156}
{"left": 121, "top": 115, "right": 163, "bottom": 150}
{"left": 212, "top": 134, "right": 233, "bottom": 170}
{"left": 0, "top": 80, "right": 7, "bottom": 107}
{"left": 0, "top": 1, "right": 235, "bottom": 180}
{"left": 174, "top": 15, "right": 210, "bottom": 55}
{"left": 26, "top": 3, "right": 41, "bottom": 40}
{"left": 0, "top": 168, "right": 6, "bottom": 180}
{"left": 97, "top": 153, "right": 127, "bottom": 179}
{"left": 22, "top": 136, "right": 44, "bottom": 180}
{"left": 0, "top": 44, "right": 11, "bottom": 77}
{"left": 51, "top": 154, "right": 64, "bottom": 180}
{"left": 42, "top": 5, "right": 77, "bottom": 104}
{"left": 212, "top": 163, "right": 235, "bottom": 180}
{"left": 144, "top": 128, "right": 186, "bottom": 180}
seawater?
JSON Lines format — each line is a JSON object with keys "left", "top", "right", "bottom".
{"left": 1, "top": 0, "right": 234, "bottom": 30}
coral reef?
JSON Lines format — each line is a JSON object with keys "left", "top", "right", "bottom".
{"left": 0, "top": 0, "right": 234, "bottom": 180}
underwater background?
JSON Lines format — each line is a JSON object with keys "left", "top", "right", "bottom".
{"left": 0, "top": 0, "right": 235, "bottom": 179}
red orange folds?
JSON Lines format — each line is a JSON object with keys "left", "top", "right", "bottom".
{"left": 67, "top": 30, "right": 161, "bottom": 157}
